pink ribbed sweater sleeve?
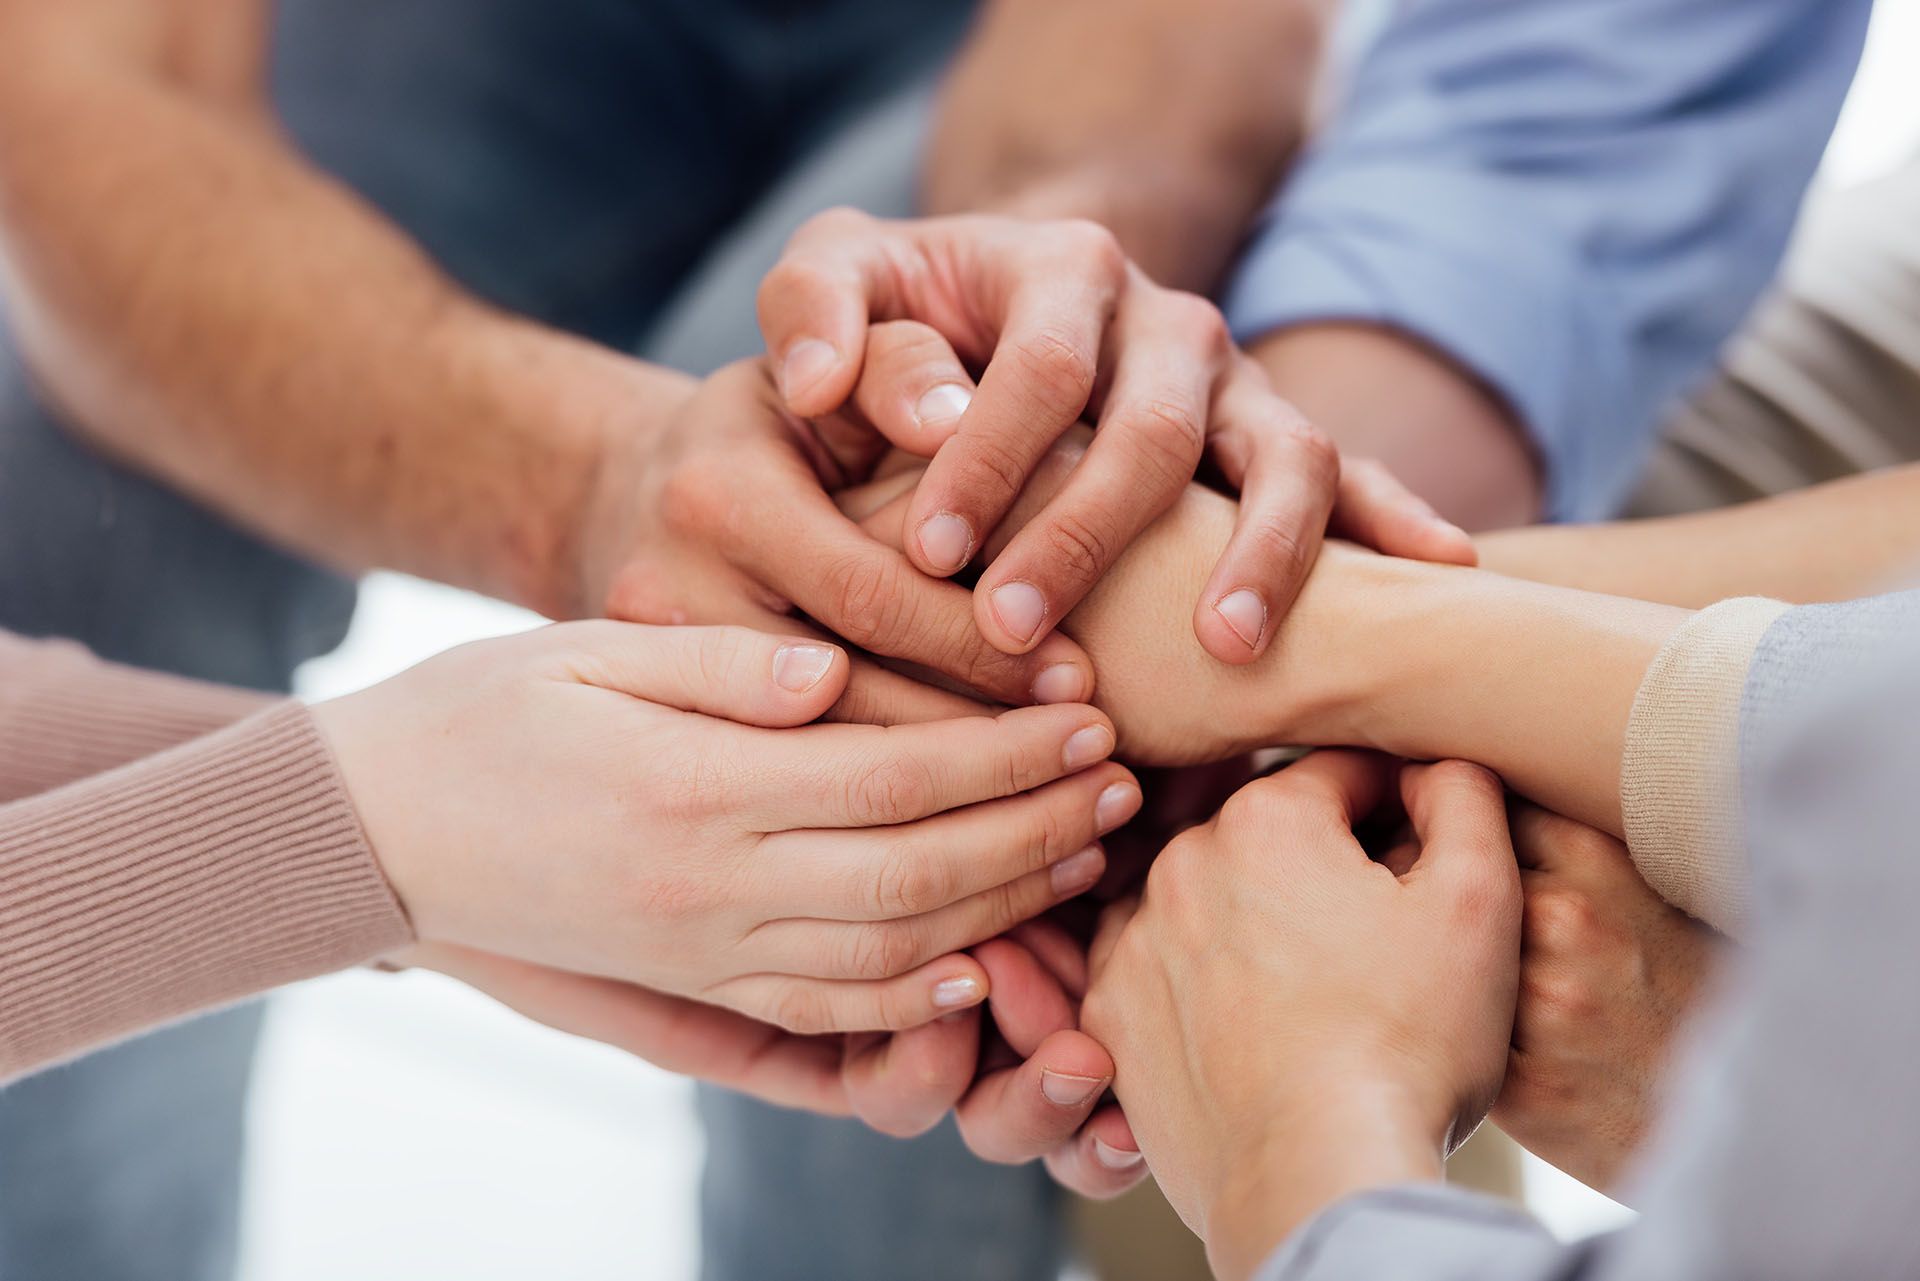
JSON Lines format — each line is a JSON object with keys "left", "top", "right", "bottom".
{"left": 0, "top": 633, "right": 414, "bottom": 1081}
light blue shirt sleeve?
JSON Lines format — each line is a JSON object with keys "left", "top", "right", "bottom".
{"left": 1221, "top": 0, "right": 1870, "bottom": 520}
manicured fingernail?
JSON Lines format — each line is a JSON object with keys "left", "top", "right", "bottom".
{"left": 772, "top": 643, "right": 836, "bottom": 692}
{"left": 916, "top": 512, "right": 975, "bottom": 574}
{"left": 1096, "top": 781, "right": 1141, "bottom": 834}
{"left": 1215, "top": 589, "right": 1267, "bottom": 651}
{"left": 915, "top": 383, "right": 973, "bottom": 428}
{"left": 1030, "top": 663, "right": 1086, "bottom": 705}
{"left": 1093, "top": 1137, "right": 1145, "bottom": 1170}
{"left": 1062, "top": 724, "right": 1113, "bottom": 770}
{"left": 991, "top": 581, "right": 1049, "bottom": 645}
{"left": 1041, "top": 1070, "right": 1107, "bottom": 1108}
{"left": 780, "top": 339, "right": 838, "bottom": 402}
{"left": 1051, "top": 844, "right": 1105, "bottom": 896}
{"left": 932, "top": 976, "right": 984, "bottom": 1010}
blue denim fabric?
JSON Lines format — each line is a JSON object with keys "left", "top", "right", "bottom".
{"left": 0, "top": 4, "right": 1063, "bottom": 1280}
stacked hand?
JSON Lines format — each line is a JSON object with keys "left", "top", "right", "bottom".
{"left": 1082, "top": 753, "right": 1523, "bottom": 1280}
{"left": 1492, "top": 807, "right": 1720, "bottom": 1193}
{"left": 315, "top": 622, "right": 1139, "bottom": 1034}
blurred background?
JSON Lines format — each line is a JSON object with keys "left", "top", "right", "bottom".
{"left": 234, "top": 5, "right": 1920, "bottom": 1276}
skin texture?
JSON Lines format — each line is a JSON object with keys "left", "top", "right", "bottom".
{"left": 1478, "top": 462, "right": 1920, "bottom": 607}
{"left": 313, "top": 622, "right": 1142, "bottom": 1035}
{"left": 1492, "top": 806, "right": 1720, "bottom": 1195}
{"left": 758, "top": 213, "right": 1472, "bottom": 665}
{"left": 1081, "top": 752, "right": 1523, "bottom": 1281}
{"left": 843, "top": 434, "right": 1682, "bottom": 832}
{"left": 0, "top": 1, "right": 1372, "bottom": 708}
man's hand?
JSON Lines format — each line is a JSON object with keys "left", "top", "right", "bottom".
{"left": 922, "top": 0, "right": 1330, "bottom": 292}
{"left": 1081, "top": 752, "right": 1523, "bottom": 1281}
{"left": 759, "top": 212, "right": 1472, "bottom": 665}
{"left": 579, "top": 359, "right": 1097, "bottom": 719}
{"left": 403, "top": 923, "right": 1148, "bottom": 1200}
{"left": 1492, "top": 806, "right": 1720, "bottom": 1195}
{"left": 315, "top": 622, "right": 1142, "bottom": 1035}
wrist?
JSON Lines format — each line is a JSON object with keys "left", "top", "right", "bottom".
{"left": 1258, "top": 547, "right": 1476, "bottom": 754}
{"left": 557, "top": 361, "right": 701, "bottom": 621}
{"left": 969, "top": 160, "right": 1266, "bottom": 293}
{"left": 1204, "top": 1076, "right": 1445, "bottom": 1281}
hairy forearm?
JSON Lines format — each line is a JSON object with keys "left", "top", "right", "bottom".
{"left": 0, "top": 14, "right": 693, "bottom": 617}
{"left": 1478, "top": 464, "right": 1920, "bottom": 607}
{"left": 1251, "top": 323, "right": 1544, "bottom": 529}
{"left": 923, "top": 0, "right": 1332, "bottom": 291}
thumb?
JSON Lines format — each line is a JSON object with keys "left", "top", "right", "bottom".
{"left": 555, "top": 621, "right": 850, "bottom": 728}
{"left": 757, "top": 212, "right": 886, "bottom": 416}
{"left": 1400, "top": 760, "right": 1520, "bottom": 895}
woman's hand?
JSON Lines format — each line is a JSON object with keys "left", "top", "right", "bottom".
{"left": 1081, "top": 752, "right": 1523, "bottom": 1280}
{"left": 1492, "top": 806, "right": 1721, "bottom": 1194}
{"left": 837, "top": 433, "right": 1394, "bottom": 766}
{"left": 313, "top": 622, "right": 1141, "bottom": 1034}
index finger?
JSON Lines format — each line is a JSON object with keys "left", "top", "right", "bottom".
{"left": 718, "top": 467, "right": 1096, "bottom": 707}
{"left": 757, "top": 207, "right": 899, "bottom": 416}
{"left": 901, "top": 224, "right": 1126, "bottom": 588}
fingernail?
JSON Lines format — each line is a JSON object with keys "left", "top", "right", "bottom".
{"left": 932, "top": 976, "right": 985, "bottom": 1010}
{"left": 1041, "top": 1070, "right": 1107, "bottom": 1108}
{"left": 915, "top": 383, "right": 973, "bottom": 428}
{"left": 772, "top": 643, "right": 836, "bottom": 692}
{"left": 1062, "top": 724, "right": 1114, "bottom": 770}
{"left": 1051, "top": 844, "right": 1106, "bottom": 896}
{"left": 916, "top": 512, "right": 975, "bottom": 575}
{"left": 780, "top": 338, "right": 839, "bottom": 402}
{"left": 990, "top": 581, "right": 1048, "bottom": 645}
{"left": 1030, "top": 663, "right": 1086, "bottom": 706}
{"left": 1093, "top": 1137, "right": 1145, "bottom": 1170}
{"left": 1096, "top": 781, "right": 1142, "bottom": 834}
{"left": 1215, "top": 589, "right": 1267, "bottom": 651}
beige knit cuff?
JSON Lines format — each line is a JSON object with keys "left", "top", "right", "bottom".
{"left": 1621, "top": 597, "right": 1789, "bottom": 936}
{"left": 0, "top": 633, "right": 271, "bottom": 802}
{"left": 0, "top": 702, "right": 414, "bottom": 1081}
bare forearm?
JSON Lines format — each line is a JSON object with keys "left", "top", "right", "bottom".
{"left": 1478, "top": 464, "right": 1920, "bottom": 607}
{"left": 923, "top": 0, "right": 1332, "bottom": 291}
{"left": 1251, "top": 323, "right": 1544, "bottom": 529}
{"left": 0, "top": 12, "right": 693, "bottom": 617}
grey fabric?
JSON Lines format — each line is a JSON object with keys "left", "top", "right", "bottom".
{"left": 1260, "top": 589, "right": 1920, "bottom": 1280}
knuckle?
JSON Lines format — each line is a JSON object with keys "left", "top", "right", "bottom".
{"left": 1058, "top": 218, "right": 1126, "bottom": 278}
{"left": 829, "top": 554, "right": 913, "bottom": 651}
{"left": 1241, "top": 516, "right": 1312, "bottom": 582}
{"left": 1164, "top": 290, "right": 1232, "bottom": 354}
{"left": 692, "top": 627, "right": 750, "bottom": 692}
{"left": 795, "top": 204, "right": 871, "bottom": 245}
{"left": 1041, "top": 509, "right": 1116, "bottom": 590}
{"left": 1522, "top": 968, "right": 1595, "bottom": 1025}
{"left": 872, "top": 836, "right": 954, "bottom": 917}
{"left": 766, "top": 984, "right": 833, "bottom": 1036}
{"left": 661, "top": 452, "right": 735, "bottom": 538}
{"left": 959, "top": 431, "right": 1037, "bottom": 508}
{"left": 1284, "top": 421, "right": 1340, "bottom": 489}
{"left": 1122, "top": 398, "right": 1207, "bottom": 491}
{"left": 847, "top": 751, "right": 937, "bottom": 828}
{"left": 1525, "top": 886, "right": 1602, "bottom": 952}
{"left": 1012, "top": 327, "right": 1098, "bottom": 419}
{"left": 846, "top": 920, "right": 923, "bottom": 981}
